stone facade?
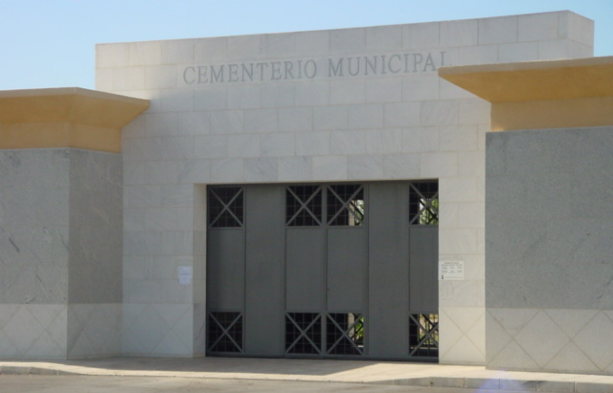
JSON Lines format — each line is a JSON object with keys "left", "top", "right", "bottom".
{"left": 0, "top": 11, "right": 602, "bottom": 368}
{"left": 93, "top": 11, "right": 593, "bottom": 364}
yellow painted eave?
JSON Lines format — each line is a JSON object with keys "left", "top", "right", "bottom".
{"left": 438, "top": 56, "right": 613, "bottom": 103}
{"left": 0, "top": 87, "right": 150, "bottom": 128}
{"left": 0, "top": 87, "right": 149, "bottom": 152}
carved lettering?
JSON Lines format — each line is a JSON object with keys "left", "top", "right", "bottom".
{"left": 423, "top": 53, "right": 435, "bottom": 71}
{"left": 284, "top": 61, "right": 295, "bottom": 79}
{"left": 347, "top": 57, "right": 360, "bottom": 76}
{"left": 241, "top": 63, "right": 253, "bottom": 82}
{"left": 365, "top": 56, "right": 377, "bottom": 75}
{"left": 210, "top": 65, "right": 224, "bottom": 83}
{"left": 413, "top": 53, "right": 423, "bottom": 72}
{"left": 198, "top": 66, "right": 208, "bottom": 83}
{"left": 182, "top": 51, "right": 446, "bottom": 85}
{"left": 389, "top": 54, "right": 402, "bottom": 74}
{"left": 228, "top": 64, "right": 239, "bottom": 82}
{"left": 183, "top": 66, "right": 196, "bottom": 84}
{"left": 255, "top": 63, "right": 267, "bottom": 81}
{"left": 304, "top": 60, "right": 317, "bottom": 79}
{"left": 329, "top": 58, "right": 344, "bottom": 77}
{"left": 271, "top": 61, "right": 282, "bottom": 80}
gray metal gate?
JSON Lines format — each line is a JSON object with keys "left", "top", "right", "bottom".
{"left": 206, "top": 181, "right": 439, "bottom": 361}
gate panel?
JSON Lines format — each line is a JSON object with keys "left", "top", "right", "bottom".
{"left": 207, "top": 181, "right": 440, "bottom": 360}
{"left": 327, "top": 228, "right": 367, "bottom": 311}
{"left": 286, "top": 228, "right": 325, "bottom": 311}
{"left": 206, "top": 230, "right": 245, "bottom": 310}
{"left": 409, "top": 226, "right": 439, "bottom": 314}
{"left": 244, "top": 185, "right": 286, "bottom": 355}
{"left": 367, "top": 183, "right": 410, "bottom": 358}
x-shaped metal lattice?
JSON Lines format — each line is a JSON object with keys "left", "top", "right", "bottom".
{"left": 326, "top": 313, "right": 364, "bottom": 355}
{"left": 408, "top": 314, "right": 439, "bottom": 357}
{"left": 285, "top": 313, "right": 322, "bottom": 354}
{"left": 409, "top": 183, "right": 438, "bottom": 225}
{"left": 208, "top": 312, "right": 243, "bottom": 353}
{"left": 327, "top": 186, "right": 365, "bottom": 226}
{"left": 209, "top": 188, "right": 243, "bottom": 227}
{"left": 286, "top": 186, "right": 323, "bottom": 226}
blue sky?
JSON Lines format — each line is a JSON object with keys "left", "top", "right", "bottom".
{"left": 1, "top": 0, "right": 612, "bottom": 90}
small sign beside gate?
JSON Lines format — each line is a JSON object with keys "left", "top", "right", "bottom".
{"left": 439, "top": 260, "right": 464, "bottom": 280}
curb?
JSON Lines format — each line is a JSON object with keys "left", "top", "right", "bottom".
{"left": 374, "top": 377, "right": 613, "bottom": 393}
{"left": 3, "top": 365, "right": 613, "bottom": 393}
{"left": 0, "top": 366, "right": 78, "bottom": 376}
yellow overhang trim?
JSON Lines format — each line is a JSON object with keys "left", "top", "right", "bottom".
{"left": 0, "top": 87, "right": 149, "bottom": 127}
{"left": 0, "top": 87, "right": 149, "bottom": 152}
{"left": 491, "top": 97, "right": 613, "bottom": 131}
{"left": 438, "top": 56, "right": 613, "bottom": 103}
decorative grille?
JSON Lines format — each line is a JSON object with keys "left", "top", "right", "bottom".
{"left": 326, "top": 313, "right": 365, "bottom": 355}
{"left": 285, "top": 313, "right": 322, "bottom": 354}
{"left": 327, "top": 184, "right": 365, "bottom": 226}
{"left": 207, "top": 312, "right": 243, "bottom": 353}
{"left": 408, "top": 314, "right": 439, "bottom": 358}
{"left": 286, "top": 186, "right": 323, "bottom": 226}
{"left": 409, "top": 182, "right": 438, "bottom": 225}
{"left": 208, "top": 187, "right": 244, "bottom": 228}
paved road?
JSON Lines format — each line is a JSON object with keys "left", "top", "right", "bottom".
{"left": 0, "top": 375, "right": 528, "bottom": 393}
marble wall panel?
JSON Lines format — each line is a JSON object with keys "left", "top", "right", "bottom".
{"left": 403, "top": 22, "right": 440, "bottom": 49}
{"left": 366, "top": 25, "right": 403, "bottom": 51}
{"left": 122, "top": 303, "right": 193, "bottom": 356}
{"left": 161, "top": 40, "right": 195, "bottom": 64}
{"left": 440, "top": 19, "right": 478, "bottom": 47}
{"left": 129, "top": 41, "right": 162, "bottom": 66}
{"left": 560, "top": 12, "right": 594, "bottom": 48}
{"left": 518, "top": 12, "right": 559, "bottom": 42}
{"left": 67, "top": 304, "right": 121, "bottom": 359}
{"left": 488, "top": 308, "right": 613, "bottom": 374}
{"left": 478, "top": 16, "right": 518, "bottom": 45}
{"left": 294, "top": 30, "right": 330, "bottom": 56}
{"left": 0, "top": 304, "right": 67, "bottom": 359}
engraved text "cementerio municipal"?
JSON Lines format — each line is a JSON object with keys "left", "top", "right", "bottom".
{"left": 183, "top": 52, "right": 446, "bottom": 85}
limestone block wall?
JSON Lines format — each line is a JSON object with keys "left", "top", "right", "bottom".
{"left": 96, "top": 11, "right": 594, "bottom": 363}
{"left": 486, "top": 127, "right": 613, "bottom": 374}
{"left": 0, "top": 149, "right": 122, "bottom": 359}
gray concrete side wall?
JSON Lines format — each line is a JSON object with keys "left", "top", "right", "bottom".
{"left": 67, "top": 149, "right": 123, "bottom": 359}
{"left": 68, "top": 149, "right": 122, "bottom": 304}
{"left": 0, "top": 149, "right": 70, "bottom": 358}
{"left": 486, "top": 127, "right": 613, "bottom": 310}
{"left": 0, "top": 148, "right": 123, "bottom": 359}
{"left": 0, "top": 149, "right": 70, "bottom": 304}
{"left": 486, "top": 126, "right": 613, "bottom": 374}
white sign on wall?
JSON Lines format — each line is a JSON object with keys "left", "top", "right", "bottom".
{"left": 439, "top": 260, "right": 464, "bottom": 280}
{"left": 178, "top": 266, "right": 193, "bottom": 285}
